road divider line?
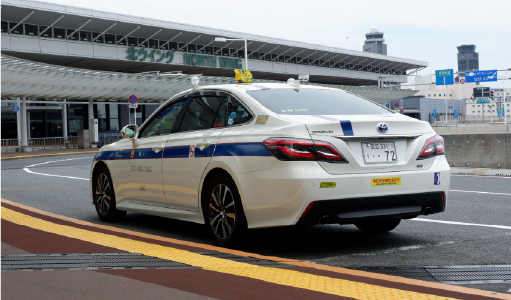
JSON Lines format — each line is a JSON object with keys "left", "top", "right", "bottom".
{"left": 412, "top": 218, "right": 511, "bottom": 230}
{"left": 450, "top": 190, "right": 511, "bottom": 196}
{"left": 2, "top": 205, "right": 462, "bottom": 300}
{"left": 23, "top": 157, "right": 91, "bottom": 181}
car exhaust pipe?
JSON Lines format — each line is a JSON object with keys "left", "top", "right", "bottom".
{"left": 318, "top": 215, "right": 329, "bottom": 225}
{"left": 422, "top": 207, "right": 432, "bottom": 216}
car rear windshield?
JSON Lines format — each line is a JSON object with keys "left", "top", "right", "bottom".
{"left": 246, "top": 88, "right": 392, "bottom": 115}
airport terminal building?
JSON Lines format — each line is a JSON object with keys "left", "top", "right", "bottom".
{"left": 1, "top": 0, "right": 428, "bottom": 148}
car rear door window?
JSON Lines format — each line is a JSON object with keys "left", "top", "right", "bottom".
{"left": 226, "top": 96, "right": 253, "bottom": 126}
{"left": 177, "top": 92, "right": 226, "bottom": 132}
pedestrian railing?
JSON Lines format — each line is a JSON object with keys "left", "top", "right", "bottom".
{"left": 98, "top": 132, "right": 123, "bottom": 148}
{"left": 1, "top": 136, "right": 78, "bottom": 152}
{"left": 1, "top": 139, "right": 19, "bottom": 152}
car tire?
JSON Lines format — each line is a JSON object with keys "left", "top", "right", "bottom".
{"left": 354, "top": 219, "right": 401, "bottom": 234}
{"left": 203, "top": 173, "right": 247, "bottom": 246}
{"left": 93, "top": 166, "right": 126, "bottom": 222}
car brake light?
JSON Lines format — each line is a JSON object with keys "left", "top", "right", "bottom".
{"left": 263, "top": 138, "right": 347, "bottom": 163}
{"left": 417, "top": 135, "right": 445, "bottom": 160}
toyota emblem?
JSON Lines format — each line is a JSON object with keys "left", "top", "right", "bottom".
{"left": 377, "top": 123, "right": 389, "bottom": 133}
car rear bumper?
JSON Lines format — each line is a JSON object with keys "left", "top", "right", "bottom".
{"left": 296, "top": 191, "right": 445, "bottom": 226}
{"left": 234, "top": 156, "right": 450, "bottom": 229}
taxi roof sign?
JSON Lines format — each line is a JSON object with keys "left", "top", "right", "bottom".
{"left": 234, "top": 69, "right": 253, "bottom": 83}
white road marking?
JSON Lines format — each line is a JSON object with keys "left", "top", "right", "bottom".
{"left": 450, "top": 190, "right": 511, "bottom": 196}
{"left": 23, "top": 157, "right": 91, "bottom": 181}
{"left": 412, "top": 218, "right": 511, "bottom": 230}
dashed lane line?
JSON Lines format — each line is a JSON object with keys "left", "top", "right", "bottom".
{"left": 1, "top": 206, "right": 460, "bottom": 300}
{"left": 412, "top": 218, "right": 511, "bottom": 230}
{"left": 450, "top": 190, "right": 511, "bottom": 196}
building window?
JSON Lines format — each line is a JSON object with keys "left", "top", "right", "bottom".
{"left": 449, "top": 94, "right": 452, "bottom": 96}
{"left": 472, "top": 105, "right": 475, "bottom": 107}
{"left": 428, "top": 94, "right": 431, "bottom": 97}
{"left": 472, "top": 111, "right": 475, "bottom": 113}
{"left": 433, "top": 94, "right": 436, "bottom": 97}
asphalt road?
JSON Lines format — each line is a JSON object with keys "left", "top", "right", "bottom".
{"left": 2, "top": 154, "right": 511, "bottom": 293}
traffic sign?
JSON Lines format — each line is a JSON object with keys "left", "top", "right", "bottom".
{"left": 435, "top": 69, "right": 454, "bottom": 85}
{"left": 482, "top": 99, "right": 485, "bottom": 104}
{"left": 13, "top": 104, "right": 20, "bottom": 112}
{"left": 400, "top": 99, "right": 403, "bottom": 103}
{"left": 433, "top": 109, "right": 437, "bottom": 118}
{"left": 462, "top": 109, "right": 466, "bottom": 113}
{"left": 462, "top": 104, "right": 466, "bottom": 108}
{"left": 465, "top": 70, "right": 498, "bottom": 83}
{"left": 455, "top": 77, "right": 459, "bottom": 82}
{"left": 399, "top": 105, "right": 404, "bottom": 109}
{"left": 128, "top": 104, "right": 138, "bottom": 109}
{"left": 128, "top": 95, "right": 138, "bottom": 104}
{"left": 400, "top": 109, "right": 404, "bottom": 114}
{"left": 449, "top": 102, "right": 452, "bottom": 106}
{"left": 385, "top": 103, "right": 390, "bottom": 108}
{"left": 448, "top": 106, "right": 453, "bottom": 109}
{"left": 394, "top": 103, "right": 399, "bottom": 108}
{"left": 460, "top": 78, "right": 466, "bottom": 84}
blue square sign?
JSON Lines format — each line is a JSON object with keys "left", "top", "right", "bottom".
{"left": 436, "top": 69, "right": 454, "bottom": 85}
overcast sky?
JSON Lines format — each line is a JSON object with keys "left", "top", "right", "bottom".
{"left": 44, "top": 0, "right": 511, "bottom": 88}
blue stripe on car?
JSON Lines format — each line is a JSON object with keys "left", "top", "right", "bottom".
{"left": 340, "top": 120, "right": 354, "bottom": 136}
{"left": 95, "top": 143, "right": 272, "bottom": 161}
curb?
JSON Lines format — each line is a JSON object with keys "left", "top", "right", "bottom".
{"left": 1, "top": 150, "right": 98, "bottom": 160}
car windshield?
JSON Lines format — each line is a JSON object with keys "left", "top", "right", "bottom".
{"left": 246, "top": 88, "right": 392, "bottom": 115}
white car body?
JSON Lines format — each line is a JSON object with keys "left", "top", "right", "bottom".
{"left": 91, "top": 82, "right": 450, "bottom": 231}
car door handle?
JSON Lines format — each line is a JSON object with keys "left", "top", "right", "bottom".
{"left": 152, "top": 146, "right": 164, "bottom": 153}
{"left": 196, "top": 140, "right": 211, "bottom": 150}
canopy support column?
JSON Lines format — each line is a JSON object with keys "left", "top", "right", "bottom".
{"left": 62, "top": 99, "right": 68, "bottom": 147}
{"left": 20, "top": 96, "right": 28, "bottom": 149}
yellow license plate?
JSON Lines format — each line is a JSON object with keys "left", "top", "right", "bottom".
{"left": 371, "top": 176, "right": 401, "bottom": 187}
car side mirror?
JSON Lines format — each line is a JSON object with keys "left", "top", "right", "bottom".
{"left": 121, "top": 124, "right": 139, "bottom": 147}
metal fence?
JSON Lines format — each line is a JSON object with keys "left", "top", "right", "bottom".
{"left": 1, "top": 137, "right": 78, "bottom": 152}
{"left": 98, "top": 132, "right": 123, "bottom": 148}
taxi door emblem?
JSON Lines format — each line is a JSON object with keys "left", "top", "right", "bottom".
{"left": 131, "top": 149, "right": 135, "bottom": 159}
{"left": 189, "top": 145, "right": 195, "bottom": 158}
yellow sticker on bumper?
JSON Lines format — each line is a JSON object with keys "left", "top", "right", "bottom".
{"left": 371, "top": 176, "right": 401, "bottom": 187}
{"left": 320, "top": 182, "right": 336, "bottom": 188}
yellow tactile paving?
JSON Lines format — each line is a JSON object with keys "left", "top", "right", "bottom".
{"left": 2, "top": 206, "right": 457, "bottom": 300}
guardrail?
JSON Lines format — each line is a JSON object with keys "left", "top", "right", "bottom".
{"left": 1, "top": 137, "right": 78, "bottom": 152}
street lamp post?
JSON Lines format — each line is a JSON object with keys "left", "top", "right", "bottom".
{"left": 215, "top": 37, "right": 248, "bottom": 70}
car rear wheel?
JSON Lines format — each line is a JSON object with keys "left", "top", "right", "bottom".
{"left": 354, "top": 219, "right": 401, "bottom": 234}
{"left": 93, "top": 166, "right": 126, "bottom": 222}
{"left": 204, "top": 174, "right": 247, "bottom": 246}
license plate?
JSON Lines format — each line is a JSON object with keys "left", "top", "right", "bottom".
{"left": 361, "top": 142, "right": 397, "bottom": 164}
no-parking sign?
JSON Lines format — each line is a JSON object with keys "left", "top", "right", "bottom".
{"left": 128, "top": 95, "right": 138, "bottom": 104}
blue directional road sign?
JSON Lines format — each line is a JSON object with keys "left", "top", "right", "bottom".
{"left": 448, "top": 106, "right": 453, "bottom": 109}
{"left": 454, "top": 109, "right": 458, "bottom": 118}
{"left": 465, "top": 70, "right": 498, "bottom": 83}
{"left": 13, "top": 104, "right": 20, "bottom": 112}
{"left": 436, "top": 69, "right": 454, "bottom": 85}
{"left": 385, "top": 103, "right": 390, "bottom": 108}
{"left": 433, "top": 109, "right": 437, "bottom": 118}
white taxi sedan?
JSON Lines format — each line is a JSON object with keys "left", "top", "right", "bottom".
{"left": 91, "top": 81, "right": 450, "bottom": 246}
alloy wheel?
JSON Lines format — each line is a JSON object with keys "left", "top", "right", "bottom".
{"left": 208, "top": 183, "right": 236, "bottom": 240}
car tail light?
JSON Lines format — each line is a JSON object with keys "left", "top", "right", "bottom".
{"left": 263, "top": 138, "right": 347, "bottom": 163}
{"left": 417, "top": 135, "right": 445, "bottom": 160}
{"left": 301, "top": 202, "right": 316, "bottom": 218}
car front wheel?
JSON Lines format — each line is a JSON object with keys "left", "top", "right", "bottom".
{"left": 204, "top": 174, "right": 247, "bottom": 246}
{"left": 93, "top": 166, "right": 126, "bottom": 222}
{"left": 354, "top": 219, "right": 401, "bottom": 234}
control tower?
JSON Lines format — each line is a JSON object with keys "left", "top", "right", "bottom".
{"left": 363, "top": 26, "right": 387, "bottom": 55}
{"left": 457, "top": 44, "right": 479, "bottom": 74}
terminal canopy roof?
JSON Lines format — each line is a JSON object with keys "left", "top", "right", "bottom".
{"left": 1, "top": 55, "right": 417, "bottom": 103}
